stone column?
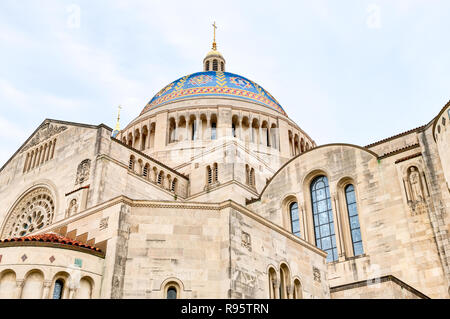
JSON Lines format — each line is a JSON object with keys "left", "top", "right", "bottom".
{"left": 332, "top": 193, "right": 346, "bottom": 261}
{"left": 273, "top": 279, "right": 280, "bottom": 299}
{"left": 68, "top": 287, "right": 76, "bottom": 299}
{"left": 206, "top": 116, "right": 211, "bottom": 140}
{"left": 15, "top": 280, "right": 24, "bottom": 299}
{"left": 42, "top": 280, "right": 52, "bottom": 299}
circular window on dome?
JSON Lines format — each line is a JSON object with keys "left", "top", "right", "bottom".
{"left": 1, "top": 187, "right": 55, "bottom": 239}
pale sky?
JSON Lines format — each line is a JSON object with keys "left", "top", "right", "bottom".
{"left": 1, "top": 0, "right": 449, "bottom": 167}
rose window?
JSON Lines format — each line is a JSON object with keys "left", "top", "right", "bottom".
{"left": 2, "top": 187, "right": 55, "bottom": 238}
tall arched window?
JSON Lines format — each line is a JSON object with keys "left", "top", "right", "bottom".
{"left": 213, "top": 59, "right": 218, "bottom": 71}
{"left": 345, "top": 184, "right": 364, "bottom": 256}
{"left": 191, "top": 120, "right": 197, "bottom": 140}
{"left": 211, "top": 122, "right": 217, "bottom": 140}
{"left": 206, "top": 60, "right": 210, "bottom": 71}
{"left": 52, "top": 279, "right": 64, "bottom": 299}
{"left": 311, "top": 176, "right": 337, "bottom": 262}
{"left": 293, "top": 279, "right": 302, "bottom": 299}
{"left": 290, "top": 202, "right": 300, "bottom": 238}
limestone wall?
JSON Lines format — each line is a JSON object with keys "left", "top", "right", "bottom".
{"left": 248, "top": 143, "right": 449, "bottom": 298}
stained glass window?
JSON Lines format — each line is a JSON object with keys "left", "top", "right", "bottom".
{"left": 311, "top": 176, "right": 338, "bottom": 262}
{"left": 53, "top": 280, "right": 64, "bottom": 299}
{"left": 345, "top": 185, "right": 364, "bottom": 256}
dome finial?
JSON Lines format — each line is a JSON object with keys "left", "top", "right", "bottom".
{"left": 212, "top": 21, "right": 218, "bottom": 50}
{"left": 112, "top": 105, "right": 122, "bottom": 138}
{"left": 204, "top": 22, "right": 225, "bottom": 72}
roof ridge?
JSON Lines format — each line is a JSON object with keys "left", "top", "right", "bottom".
{"left": 0, "top": 233, "right": 101, "bottom": 253}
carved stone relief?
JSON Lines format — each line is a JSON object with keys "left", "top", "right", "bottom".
{"left": 21, "top": 122, "right": 67, "bottom": 153}
{"left": 75, "top": 159, "right": 91, "bottom": 185}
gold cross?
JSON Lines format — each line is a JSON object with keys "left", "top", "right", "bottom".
{"left": 117, "top": 105, "right": 122, "bottom": 121}
{"left": 212, "top": 21, "right": 217, "bottom": 43}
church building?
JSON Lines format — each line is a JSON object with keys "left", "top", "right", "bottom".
{"left": 0, "top": 29, "right": 449, "bottom": 299}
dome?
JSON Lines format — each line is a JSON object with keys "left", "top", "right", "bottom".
{"left": 141, "top": 71, "right": 287, "bottom": 116}
{"left": 204, "top": 49, "right": 224, "bottom": 59}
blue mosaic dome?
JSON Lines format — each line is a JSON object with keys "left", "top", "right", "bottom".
{"left": 140, "top": 71, "right": 287, "bottom": 116}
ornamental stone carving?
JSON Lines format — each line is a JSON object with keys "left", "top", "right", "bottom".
{"left": 1, "top": 187, "right": 55, "bottom": 239}
{"left": 21, "top": 122, "right": 67, "bottom": 153}
{"left": 75, "top": 159, "right": 91, "bottom": 185}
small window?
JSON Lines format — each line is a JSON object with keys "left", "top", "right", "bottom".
{"left": 53, "top": 280, "right": 64, "bottom": 299}
{"left": 167, "top": 286, "right": 177, "bottom": 299}
{"left": 211, "top": 122, "right": 217, "bottom": 140}
{"left": 129, "top": 156, "right": 135, "bottom": 170}
{"left": 143, "top": 164, "right": 149, "bottom": 177}
{"left": 207, "top": 166, "right": 212, "bottom": 184}
{"left": 206, "top": 60, "right": 210, "bottom": 71}
{"left": 171, "top": 179, "right": 177, "bottom": 192}
{"left": 232, "top": 123, "right": 236, "bottom": 137}
{"left": 213, "top": 163, "right": 218, "bottom": 183}
{"left": 437, "top": 125, "right": 441, "bottom": 134}
{"left": 443, "top": 117, "right": 446, "bottom": 126}
{"left": 213, "top": 59, "right": 218, "bottom": 71}
{"left": 221, "top": 62, "right": 224, "bottom": 71}
{"left": 290, "top": 202, "right": 300, "bottom": 238}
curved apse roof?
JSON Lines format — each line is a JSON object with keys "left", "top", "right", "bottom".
{"left": 140, "top": 71, "right": 287, "bottom": 116}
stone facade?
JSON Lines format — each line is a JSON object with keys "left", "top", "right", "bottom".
{"left": 0, "top": 50, "right": 449, "bottom": 299}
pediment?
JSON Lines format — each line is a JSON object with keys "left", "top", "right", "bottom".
{"left": 20, "top": 121, "right": 68, "bottom": 154}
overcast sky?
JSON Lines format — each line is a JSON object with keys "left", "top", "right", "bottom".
{"left": 1, "top": 0, "right": 449, "bottom": 167}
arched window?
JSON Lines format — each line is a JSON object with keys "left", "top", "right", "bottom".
{"left": 345, "top": 184, "right": 364, "bottom": 256}
{"left": 191, "top": 120, "right": 197, "bottom": 140}
{"left": 268, "top": 268, "right": 277, "bottom": 299}
{"left": 245, "top": 165, "right": 250, "bottom": 185}
{"left": 290, "top": 202, "right": 300, "bottom": 238}
{"left": 206, "top": 60, "right": 210, "bottom": 71}
{"left": 213, "top": 163, "right": 218, "bottom": 183}
{"left": 221, "top": 61, "right": 224, "bottom": 71}
{"left": 158, "top": 171, "right": 164, "bottom": 185}
{"left": 171, "top": 179, "right": 177, "bottom": 192}
{"left": 129, "top": 155, "right": 135, "bottom": 170}
{"left": 52, "top": 279, "right": 64, "bottom": 299}
{"left": 249, "top": 168, "right": 255, "bottom": 187}
{"left": 232, "top": 123, "right": 236, "bottom": 137}
{"left": 293, "top": 279, "right": 302, "bottom": 299}
{"left": 207, "top": 166, "right": 212, "bottom": 184}
{"left": 213, "top": 59, "right": 218, "bottom": 71}
{"left": 279, "top": 264, "right": 290, "bottom": 299}
{"left": 143, "top": 164, "right": 149, "bottom": 178}
{"left": 211, "top": 122, "right": 217, "bottom": 140}
{"left": 164, "top": 281, "right": 181, "bottom": 299}
{"left": 311, "top": 176, "right": 337, "bottom": 262}
{"left": 167, "top": 286, "right": 177, "bottom": 299}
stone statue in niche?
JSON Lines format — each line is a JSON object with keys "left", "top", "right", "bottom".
{"left": 409, "top": 167, "right": 423, "bottom": 202}
{"left": 405, "top": 166, "right": 428, "bottom": 216}
{"left": 67, "top": 199, "right": 78, "bottom": 217}
{"left": 75, "top": 159, "right": 91, "bottom": 184}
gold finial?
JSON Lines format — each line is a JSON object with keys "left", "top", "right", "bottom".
{"left": 114, "top": 105, "right": 122, "bottom": 132}
{"left": 212, "top": 21, "right": 217, "bottom": 50}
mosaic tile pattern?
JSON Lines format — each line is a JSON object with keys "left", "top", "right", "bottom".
{"left": 141, "top": 71, "right": 286, "bottom": 116}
